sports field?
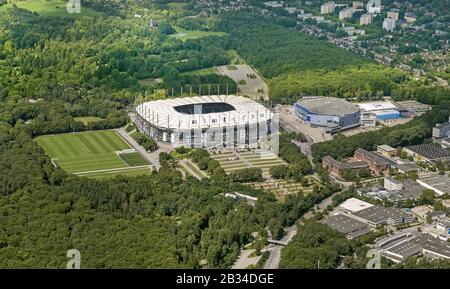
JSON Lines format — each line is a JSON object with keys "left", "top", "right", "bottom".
{"left": 0, "top": 0, "right": 101, "bottom": 18}
{"left": 35, "top": 130, "right": 150, "bottom": 177}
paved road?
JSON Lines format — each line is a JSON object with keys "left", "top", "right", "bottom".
{"left": 231, "top": 249, "right": 261, "bottom": 269}
{"left": 263, "top": 192, "right": 339, "bottom": 269}
{"left": 115, "top": 127, "right": 162, "bottom": 170}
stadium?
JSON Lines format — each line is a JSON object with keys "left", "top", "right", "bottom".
{"left": 134, "top": 95, "right": 275, "bottom": 148}
{"left": 294, "top": 97, "right": 361, "bottom": 133}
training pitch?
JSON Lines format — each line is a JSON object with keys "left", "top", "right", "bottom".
{"left": 35, "top": 130, "right": 151, "bottom": 177}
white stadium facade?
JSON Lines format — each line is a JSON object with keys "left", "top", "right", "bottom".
{"left": 134, "top": 95, "right": 277, "bottom": 149}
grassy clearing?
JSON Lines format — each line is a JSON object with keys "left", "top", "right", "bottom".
{"left": 74, "top": 116, "right": 103, "bottom": 125}
{"left": 210, "top": 150, "right": 286, "bottom": 174}
{"left": 35, "top": 130, "right": 149, "bottom": 174}
{"left": 181, "top": 67, "right": 217, "bottom": 76}
{"left": 2, "top": 0, "right": 101, "bottom": 18}
{"left": 170, "top": 27, "right": 227, "bottom": 41}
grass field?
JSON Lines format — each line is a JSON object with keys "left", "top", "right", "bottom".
{"left": 170, "top": 27, "right": 227, "bottom": 41}
{"left": 35, "top": 130, "right": 150, "bottom": 176}
{"left": 181, "top": 67, "right": 217, "bottom": 76}
{"left": 119, "top": 152, "right": 150, "bottom": 166}
{"left": 0, "top": 0, "right": 101, "bottom": 18}
{"left": 74, "top": 116, "right": 103, "bottom": 125}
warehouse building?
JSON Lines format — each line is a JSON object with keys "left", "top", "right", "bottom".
{"left": 326, "top": 214, "right": 370, "bottom": 239}
{"left": 351, "top": 205, "right": 414, "bottom": 228}
{"left": 404, "top": 143, "right": 450, "bottom": 163}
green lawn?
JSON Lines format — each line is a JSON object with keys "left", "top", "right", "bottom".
{"left": 35, "top": 130, "right": 147, "bottom": 174}
{"left": 170, "top": 27, "right": 227, "bottom": 41}
{"left": 1, "top": 0, "right": 101, "bottom": 18}
{"left": 74, "top": 116, "right": 103, "bottom": 125}
{"left": 119, "top": 152, "right": 149, "bottom": 166}
{"left": 181, "top": 67, "right": 217, "bottom": 76}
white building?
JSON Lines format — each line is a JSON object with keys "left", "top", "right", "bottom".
{"left": 384, "top": 177, "right": 403, "bottom": 191}
{"left": 134, "top": 95, "right": 275, "bottom": 149}
{"left": 339, "top": 8, "right": 354, "bottom": 20}
{"left": 360, "top": 13, "right": 373, "bottom": 25}
{"left": 383, "top": 18, "right": 396, "bottom": 32}
{"left": 352, "top": 1, "right": 364, "bottom": 9}
{"left": 340, "top": 198, "right": 374, "bottom": 214}
{"left": 366, "top": 0, "right": 381, "bottom": 14}
{"left": 321, "top": 1, "right": 335, "bottom": 14}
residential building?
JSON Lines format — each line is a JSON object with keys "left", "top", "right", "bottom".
{"left": 321, "top": 1, "right": 335, "bottom": 14}
{"left": 339, "top": 8, "right": 353, "bottom": 20}
{"left": 360, "top": 13, "right": 373, "bottom": 25}
{"left": 383, "top": 18, "right": 396, "bottom": 32}
{"left": 352, "top": 1, "right": 364, "bottom": 9}
{"left": 404, "top": 12, "right": 417, "bottom": 23}
{"left": 366, "top": 0, "right": 381, "bottom": 14}
{"left": 388, "top": 9, "right": 399, "bottom": 21}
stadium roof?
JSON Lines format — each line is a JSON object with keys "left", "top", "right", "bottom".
{"left": 356, "top": 101, "right": 398, "bottom": 112}
{"left": 136, "top": 95, "right": 272, "bottom": 130}
{"left": 295, "top": 97, "right": 359, "bottom": 116}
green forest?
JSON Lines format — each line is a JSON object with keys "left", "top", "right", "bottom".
{"left": 0, "top": 0, "right": 449, "bottom": 269}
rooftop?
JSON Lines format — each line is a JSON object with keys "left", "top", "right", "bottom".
{"left": 378, "top": 144, "right": 396, "bottom": 152}
{"left": 339, "top": 197, "right": 373, "bottom": 213}
{"left": 405, "top": 143, "right": 450, "bottom": 161}
{"left": 295, "top": 97, "right": 360, "bottom": 116}
{"left": 353, "top": 205, "right": 412, "bottom": 225}
{"left": 326, "top": 214, "right": 370, "bottom": 239}
{"left": 417, "top": 174, "right": 450, "bottom": 196}
{"left": 356, "top": 101, "right": 398, "bottom": 112}
{"left": 136, "top": 95, "right": 272, "bottom": 130}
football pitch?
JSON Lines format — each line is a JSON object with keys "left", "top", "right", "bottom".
{"left": 35, "top": 130, "right": 150, "bottom": 176}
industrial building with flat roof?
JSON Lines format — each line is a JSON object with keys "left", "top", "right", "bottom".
{"left": 134, "top": 95, "right": 274, "bottom": 148}
{"left": 356, "top": 101, "right": 401, "bottom": 120}
{"left": 351, "top": 205, "right": 414, "bottom": 227}
{"left": 395, "top": 100, "right": 431, "bottom": 116}
{"left": 326, "top": 214, "right": 370, "bottom": 239}
{"left": 417, "top": 174, "right": 450, "bottom": 196}
{"left": 294, "top": 97, "right": 360, "bottom": 133}
{"left": 339, "top": 198, "right": 373, "bottom": 213}
{"left": 404, "top": 143, "right": 450, "bottom": 163}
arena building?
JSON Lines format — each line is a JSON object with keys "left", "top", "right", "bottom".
{"left": 134, "top": 95, "right": 276, "bottom": 149}
{"left": 293, "top": 97, "right": 361, "bottom": 133}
